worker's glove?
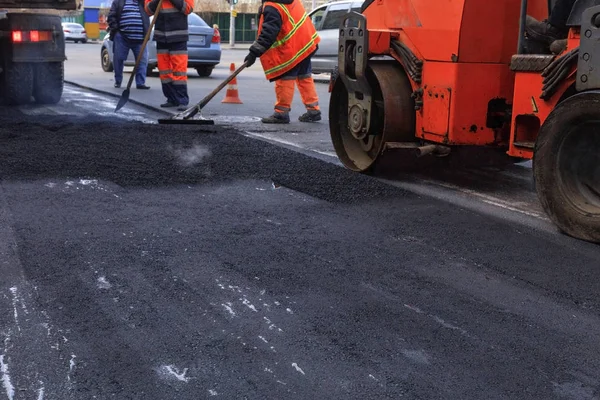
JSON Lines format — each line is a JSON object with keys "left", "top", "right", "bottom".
{"left": 244, "top": 52, "right": 257, "bottom": 67}
{"left": 245, "top": 42, "right": 266, "bottom": 67}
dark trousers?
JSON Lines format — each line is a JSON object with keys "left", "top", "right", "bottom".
{"left": 157, "top": 41, "right": 189, "bottom": 106}
{"left": 549, "top": 0, "right": 577, "bottom": 29}
{"left": 113, "top": 32, "right": 148, "bottom": 86}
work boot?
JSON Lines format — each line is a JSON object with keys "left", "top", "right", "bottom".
{"left": 550, "top": 39, "right": 568, "bottom": 54}
{"left": 526, "top": 16, "right": 566, "bottom": 45}
{"left": 261, "top": 112, "right": 290, "bottom": 124}
{"left": 177, "top": 104, "right": 189, "bottom": 112}
{"left": 160, "top": 101, "right": 177, "bottom": 108}
{"left": 298, "top": 110, "right": 321, "bottom": 122}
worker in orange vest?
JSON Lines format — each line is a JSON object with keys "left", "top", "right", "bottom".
{"left": 145, "top": 0, "right": 194, "bottom": 110}
{"left": 244, "top": 0, "right": 321, "bottom": 124}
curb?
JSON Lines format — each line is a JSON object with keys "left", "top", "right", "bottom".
{"left": 64, "top": 80, "right": 173, "bottom": 117}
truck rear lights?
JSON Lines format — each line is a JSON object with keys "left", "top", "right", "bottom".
{"left": 11, "top": 30, "right": 52, "bottom": 43}
{"left": 12, "top": 31, "right": 22, "bottom": 42}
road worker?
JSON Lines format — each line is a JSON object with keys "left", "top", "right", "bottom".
{"left": 526, "top": 0, "right": 576, "bottom": 54}
{"left": 244, "top": 0, "right": 321, "bottom": 124}
{"left": 144, "top": 0, "right": 194, "bottom": 110}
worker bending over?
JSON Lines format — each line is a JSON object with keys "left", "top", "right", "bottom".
{"left": 145, "top": 0, "right": 194, "bottom": 110}
{"left": 244, "top": 0, "right": 321, "bottom": 124}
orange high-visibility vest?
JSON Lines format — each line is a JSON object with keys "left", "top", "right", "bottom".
{"left": 258, "top": 0, "right": 320, "bottom": 80}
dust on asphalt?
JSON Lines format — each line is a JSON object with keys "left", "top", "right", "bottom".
{"left": 0, "top": 109, "right": 600, "bottom": 399}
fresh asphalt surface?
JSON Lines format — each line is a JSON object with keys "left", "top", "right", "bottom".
{"left": 0, "top": 97, "right": 600, "bottom": 399}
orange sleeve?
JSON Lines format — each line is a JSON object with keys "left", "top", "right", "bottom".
{"left": 184, "top": 0, "right": 194, "bottom": 15}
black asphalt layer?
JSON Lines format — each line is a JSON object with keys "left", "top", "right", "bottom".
{"left": 0, "top": 109, "right": 599, "bottom": 400}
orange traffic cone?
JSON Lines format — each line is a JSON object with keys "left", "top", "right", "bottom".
{"left": 222, "top": 62, "right": 243, "bottom": 104}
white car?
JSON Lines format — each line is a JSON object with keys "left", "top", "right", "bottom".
{"left": 62, "top": 22, "right": 87, "bottom": 43}
{"left": 309, "top": 0, "right": 364, "bottom": 74}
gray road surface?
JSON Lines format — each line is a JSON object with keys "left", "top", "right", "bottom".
{"left": 0, "top": 83, "right": 599, "bottom": 400}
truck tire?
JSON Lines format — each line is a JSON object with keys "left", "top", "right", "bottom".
{"left": 1, "top": 62, "right": 33, "bottom": 105}
{"left": 34, "top": 62, "right": 64, "bottom": 105}
{"left": 534, "top": 91, "right": 600, "bottom": 243}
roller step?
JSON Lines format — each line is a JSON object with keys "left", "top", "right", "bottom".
{"left": 514, "top": 141, "right": 535, "bottom": 149}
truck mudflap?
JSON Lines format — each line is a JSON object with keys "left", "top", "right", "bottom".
{"left": 0, "top": 13, "right": 65, "bottom": 62}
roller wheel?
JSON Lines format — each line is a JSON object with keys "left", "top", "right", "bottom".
{"left": 534, "top": 92, "right": 600, "bottom": 243}
{"left": 329, "top": 61, "right": 415, "bottom": 173}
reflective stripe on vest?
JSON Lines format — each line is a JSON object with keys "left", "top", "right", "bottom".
{"left": 258, "top": 0, "right": 320, "bottom": 80}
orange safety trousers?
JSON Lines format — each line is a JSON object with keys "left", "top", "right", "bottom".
{"left": 272, "top": 55, "right": 319, "bottom": 114}
{"left": 157, "top": 41, "right": 189, "bottom": 105}
{"left": 274, "top": 75, "right": 319, "bottom": 114}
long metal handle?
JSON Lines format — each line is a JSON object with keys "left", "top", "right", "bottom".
{"left": 180, "top": 61, "right": 248, "bottom": 120}
{"left": 126, "top": 0, "right": 163, "bottom": 90}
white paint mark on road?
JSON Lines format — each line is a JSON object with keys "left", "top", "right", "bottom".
{"left": 258, "top": 336, "right": 268, "bottom": 344}
{"left": 265, "top": 368, "right": 273, "bottom": 374}
{"left": 79, "top": 179, "right": 98, "bottom": 186}
{"left": 286, "top": 308, "right": 293, "bottom": 314}
{"left": 9, "top": 288, "right": 20, "bottom": 332}
{"left": 431, "top": 316, "right": 468, "bottom": 336}
{"left": 158, "top": 365, "right": 190, "bottom": 382}
{"left": 291, "top": 363, "right": 305, "bottom": 375}
{"left": 401, "top": 349, "right": 430, "bottom": 365}
{"left": 369, "top": 374, "right": 378, "bottom": 381}
{"left": 404, "top": 304, "right": 424, "bottom": 314}
{"left": 69, "top": 354, "right": 76, "bottom": 373}
{"left": 97, "top": 276, "right": 112, "bottom": 290}
{"left": 0, "top": 355, "right": 15, "bottom": 400}
{"left": 208, "top": 389, "right": 218, "bottom": 396}
{"left": 241, "top": 298, "right": 258, "bottom": 312}
{"left": 277, "top": 380, "right": 287, "bottom": 385}
{"left": 37, "top": 383, "right": 45, "bottom": 400}
{"left": 44, "top": 182, "right": 56, "bottom": 188}
{"left": 222, "top": 303, "right": 236, "bottom": 317}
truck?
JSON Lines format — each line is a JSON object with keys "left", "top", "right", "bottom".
{"left": 329, "top": 0, "right": 600, "bottom": 244}
{"left": 0, "top": 0, "right": 77, "bottom": 105}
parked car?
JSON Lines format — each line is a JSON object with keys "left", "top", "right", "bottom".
{"left": 101, "top": 13, "right": 221, "bottom": 77}
{"left": 309, "top": 0, "right": 364, "bottom": 74}
{"left": 62, "top": 22, "right": 87, "bottom": 43}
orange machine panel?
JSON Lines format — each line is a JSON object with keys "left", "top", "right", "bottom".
{"left": 508, "top": 71, "right": 575, "bottom": 158}
{"left": 417, "top": 62, "right": 516, "bottom": 145}
{"left": 457, "top": 0, "right": 522, "bottom": 63}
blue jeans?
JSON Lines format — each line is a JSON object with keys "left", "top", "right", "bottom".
{"left": 113, "top": 32, "right": 148, "bottom": 86}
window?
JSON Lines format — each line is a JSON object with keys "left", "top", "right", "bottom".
{"left": 188, "top": 13, "right": 208, "bottom": 27}
{"left": 322, "top": 3, "right": 351, "bottom": 30}
{"left": 310, "top": 6, "right": 326, "bottom": 30}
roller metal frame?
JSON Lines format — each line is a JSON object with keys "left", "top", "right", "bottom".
{"left": 329, "top": 0, "right": 600, "bottom": 243}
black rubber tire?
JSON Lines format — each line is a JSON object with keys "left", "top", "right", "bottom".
{"left": 33, "top": 62, "right": 64, "bottom": 105}
{"left": 74, "top": 40, "right": 79, "bottom": 43}
{"left": 534, "top": 92, "right": 600, "bottom": 243}
{"left": 1, "top": 62, "right": 33, "bottom": 105}
{"left": 196, "top": 66, "right": 213, "bottom": 77}
{"left": 82, "top": 39, "right": 87, "bottom": 44}
{"left": 101, "top": 47, "right": 113, "bottom": 72}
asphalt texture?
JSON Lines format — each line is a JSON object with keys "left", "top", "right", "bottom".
{"left": 0, "top": 108, "right": 599, "bottom": 400}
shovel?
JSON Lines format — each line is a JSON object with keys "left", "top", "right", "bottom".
{"left": 114, "top": 0, "right": 164, "bottom": 112}
{"left": 157, "top": 61, "right": 248, "bottom": 125}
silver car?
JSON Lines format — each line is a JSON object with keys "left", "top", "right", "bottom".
{"left": 62, "top": 22, "right": 87, "bottom": 43}
{"left": 101, "top": 13, "right": 221, "bottom": 77}
{"left": 309, "top": 0, "right": 364, "bottom": 74}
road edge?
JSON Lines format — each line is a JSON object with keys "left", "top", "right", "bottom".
{"left": 65, "top": 80, "right": 173, "bottom": 117}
